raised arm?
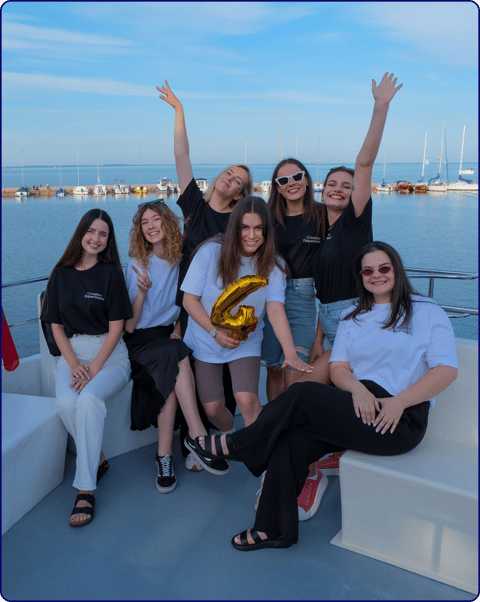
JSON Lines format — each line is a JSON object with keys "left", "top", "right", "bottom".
{"left": 156, "top": 80, "right": 194, "bottom": 192}
{"left": 352, "top": 72, "right": 403, "bottom": 216}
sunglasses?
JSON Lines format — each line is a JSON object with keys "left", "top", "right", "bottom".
{"left": 359, "top": 266, "right": 393, "bottom": 276}
{"left": 275, "top": 171, "right": 306, "bottom": 187}
{"left": 138, "top": 199, "right": 165, "bottom": 209}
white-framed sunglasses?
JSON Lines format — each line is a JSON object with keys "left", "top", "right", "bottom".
{"left": 275, "top": 171, "right": 306, "bottom": 187}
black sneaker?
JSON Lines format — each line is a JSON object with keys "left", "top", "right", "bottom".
{"left": 184, "top": 436, "right": 230, "bottom": 476}
{"left": 155, "top": 453, "right": 177, "bottom": 493}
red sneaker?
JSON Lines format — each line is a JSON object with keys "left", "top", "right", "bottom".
{"left": 316, "top": 451, "right": 343, "bottom": 476}
{"left": 297, "top": 471, "right": 328, "bottom": 521}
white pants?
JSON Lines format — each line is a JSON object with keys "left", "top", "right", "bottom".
{"left": 55, "top": 334, "right": 131, "bottom": 491}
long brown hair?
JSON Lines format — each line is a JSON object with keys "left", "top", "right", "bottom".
{"left": 204, "top": 164, "right": 253, "bottom": 206}
{"left": 268, "top": 158, "right": 323, "bottom": 234}
{"left": 321, "top": 166, "right": 356, "bottom": 231}
{"left": 216, "top": 196, "right": 284, "bottom": 288}
{"left": 54, "top": 209, "right": 122, "bottom": 270}
{"left": 345, "top": 241, "right": 420, "bottom": 331}
{"left": 129, "top": 202, "right": 183, "bottom": 267}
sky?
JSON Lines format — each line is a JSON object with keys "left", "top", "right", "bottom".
{"left": 1, "top": 1, "right": 478, "bottom": 167}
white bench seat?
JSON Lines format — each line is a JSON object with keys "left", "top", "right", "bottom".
{"left": 331, "top": 338, "right": 478, "bottom": 594}
{"left": 1, "top": 393, "right": 68, "bottom": 535}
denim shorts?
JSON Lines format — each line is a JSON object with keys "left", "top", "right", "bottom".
{"left": 261, "top": 278, "right": 316, "bottom": 369}
{"left": 318, "top": 298, "right": 357, "bottom": 346}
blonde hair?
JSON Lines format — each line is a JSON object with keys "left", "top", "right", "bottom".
{"left": 203, "top": 165, "right": 253, "bottom": 206}
{"left": 129, "top": 202, "right": 183, "bottom": 267}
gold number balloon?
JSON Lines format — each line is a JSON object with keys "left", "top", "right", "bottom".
{"left": 210, "top": 275, "right": 269, "bottom": 341}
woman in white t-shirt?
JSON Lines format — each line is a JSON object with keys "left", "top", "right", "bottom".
{"left": 181, "top": 196, "right": 313, "bottom": 449}
{"left": 124, "top": 201, "right": 230, "bottom": 488}
{"left": 193, "top": 241, "right": 458, "bottom": 550}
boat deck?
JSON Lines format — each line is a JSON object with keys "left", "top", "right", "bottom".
{"left": 1, "top": 415, "right": 473, "bottom": 601}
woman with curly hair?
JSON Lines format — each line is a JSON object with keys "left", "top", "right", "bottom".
{"left": 124, "top": 200, "right": 226, "bottom": 492}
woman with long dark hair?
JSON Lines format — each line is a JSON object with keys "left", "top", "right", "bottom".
{"left": 181, "top": 197, "right": 313, "bottom": 455}
{"left": 41, "top": 209, "right": 132, "bottom": 527}
{"left": 262, "top": 158, "right": 324, "bottom": 401}
{"left": 193, "top": 241, "right": 458, "bottom": 550}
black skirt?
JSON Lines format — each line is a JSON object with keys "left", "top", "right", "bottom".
{"left": 124, "top": 324, "right": 192, "bottom": 431}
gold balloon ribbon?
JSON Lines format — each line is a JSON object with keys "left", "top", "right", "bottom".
{"left": 210, "top": 275, "right": 269, "bottom": 341}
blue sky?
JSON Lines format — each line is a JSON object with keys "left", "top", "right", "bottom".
{"left": 2, "top": 1, "right": 478, "bottom": 167}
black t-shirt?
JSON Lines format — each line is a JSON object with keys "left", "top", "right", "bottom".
{"left": 176, "top": 178, "right": 231, "bottom": 304}
{"left": 312, "top": 198, "right": 373, "bottom": 304}
{"left": 274, "top": 214, "right": 322, "bottom": 279}
{"left": 41, "top": 262, "right": 133, "bottom": 338}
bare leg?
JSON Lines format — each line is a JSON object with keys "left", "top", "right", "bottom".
{"left": 266, "top": 367, "right": 284, "bottom": 401}
{"left": 235, "top": 392, "right": 262, "bottom": 427}
{"left": 157, "top": 391, "right": 178, "bottom": 456}
{"left": 202, "top": 399, "right": 235, "bottom": 432}
{"left": 174, "top": 357, "right": 207, "bottom": 439}
{"left": 295, "top": 350, "right": 331, "bottom": 385}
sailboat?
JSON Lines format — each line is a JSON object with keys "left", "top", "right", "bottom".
{"left": 135, "top": 147, "right": 147, "bottom": 196}
{"left": 414, "top": 133, "right": 428, "bottom": 193}
{"left": 447, "top": 126, "right": 478, "bottom": 191}
{"left": 72, "top": 151, "right": 89, "bottom": 195}
{"left": 15, "top": 151, "right": 30, "bottom": 197}
{"left": 55, "top": 156, "right": 67, "bottom": 197}
{"left": 93, "top": 140, "right": 108, "bottom": 196}
{"left": 428, "top": 123, "right": 448, "bottom": 192}
{"left": 376, "top": 145, "right": 392, "bottom": 192}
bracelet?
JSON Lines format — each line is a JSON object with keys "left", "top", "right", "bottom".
{"left": 170, "top": 333, "right": 182, "bottom": 340}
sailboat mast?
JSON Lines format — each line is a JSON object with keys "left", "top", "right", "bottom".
{"left": 77, "top": 151, "right": 80, "bottom": 186}
{"left": 421, "top": 133, "right": 427, "bottom": 179}
{"left": 21, "top": 150, "right": 24, "bottom": 187}
{"left": 280, "top": 120, "right": 283, "bottom": 161}
{"left": 97, "top": 139, "right": 100, "bottom": 184}
{"left": 438, "top": 123, "right": 444, "bottom": 178}
{"left": 459, "top": 126, "right": 465, "bottom": 174}
{"left": 244, "top": 139, "right": 247, "bottom": 165}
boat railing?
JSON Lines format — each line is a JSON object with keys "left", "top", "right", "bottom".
{"left": 2, "top": 267, "right": 477, "bottom": 330}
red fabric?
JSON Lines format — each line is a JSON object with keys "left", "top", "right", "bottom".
{"left": 2, "top": 310, "right": 19, "bottom": 371}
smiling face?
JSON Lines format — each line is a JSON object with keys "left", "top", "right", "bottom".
{"left": 322, "top": 171, "right": 353, "bottom": 211}
{"left": 140, "top": 208, "right": 164, "bottom": 246}
{"left": 360, "top": 250, "right": 395, "bottom": 304}
{"left": 276, "top": 163, "right": 308, "bottom": 204}
{"left": 241, "top": 212, "right": 265, "bottom": 256}
{"left": 81, "top": 218, "right": 109, "bottom": 259}
{"left": 215, "top": 166, "right": 249, "bottom": 201}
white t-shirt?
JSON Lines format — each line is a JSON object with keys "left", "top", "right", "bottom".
{"left": 181, "top": 241, "right": 286, "bottom": 363}
{"left": 329, "top": 295, "right": 458, "bottom": 407}
{"left": 125, "top": 255, "right": 180, "bottom": 329}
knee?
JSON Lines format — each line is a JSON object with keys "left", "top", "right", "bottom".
{"left": 235, "top": 393, "right": 261, "bottom": 414}
{"left": 76, "top": 392, "right": 107, "bottom": 418}
{"left": 202, "top": 399, "right": 224, "bottom": 421}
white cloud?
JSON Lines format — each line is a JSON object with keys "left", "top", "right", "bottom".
{"left": 352, "top": 2, "right": 478, "bottom": 68}
{"left": 2, "top": 72, "right": 153, "bottom": 96}
{"left": 1, "top": 20, "right": 133, "bottom": 55}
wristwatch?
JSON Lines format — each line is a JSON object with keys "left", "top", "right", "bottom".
{"left": 209, "top": 327, "right": 219, "bottom": 339}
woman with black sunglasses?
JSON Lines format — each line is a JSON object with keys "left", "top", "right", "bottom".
{"left": 124, "top": 201, "right": 230, "bottom": 493}
{"left": 193, "top": 241, "right": 458, "bottom": 551}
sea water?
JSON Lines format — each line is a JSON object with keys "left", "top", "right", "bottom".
{"left": 2, "top": 166, "right": 478, "bottom": 358}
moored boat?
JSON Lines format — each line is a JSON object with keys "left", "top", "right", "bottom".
{"left": 195, "top": 178, "right": 208, "bottom": 193}
{"left": 113, "top": 180, "right": 129, "bottom": 194}
{"left": 55, "top": 187, "right": 68, "bottom": 197}
{"left": 15, "top": 186, "right": 30, "bottom": 197}
{"left": 93, "top": 184, "right": 108, "bottom": 195}
{"left": 72, "top": 185, "right": 89, "bottom": 195}
{"left": 260, "top": 180, "right": 271, "bottom": 193}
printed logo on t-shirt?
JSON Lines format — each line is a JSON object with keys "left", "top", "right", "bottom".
{"left": 85, "top": 292, "right": 105, "bottom": 301}
{"left": 303, "top": 236, "right": 322, "bottom": 244}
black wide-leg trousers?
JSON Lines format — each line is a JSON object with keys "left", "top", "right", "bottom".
{"left": 230, "top": 380, "right": 429, "bottom": 544}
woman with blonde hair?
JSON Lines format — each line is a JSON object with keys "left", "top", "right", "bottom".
{"left": 157, "top": 79, "right": 253, "bottom": 468}
{"left": 124, "top": 200, "right": 229, "bottom": 491}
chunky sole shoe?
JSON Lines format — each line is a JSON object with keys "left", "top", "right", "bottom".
{"left": 193, "top": 433, "right": 239, "bottom": 461}
{"left": 231, "top": 529, "right": 292, "bottom": 551}
{"left": 185, "top": 452, "right": 204, "bottom": 472}
{"left": 315, "top": 451, "right": 343, "bottom": 476}
{"left": 184, "top": 436, "right": 230, "bottom": 476}
{"left": 298, "top": 472, "right": 328, "bottom": 522}
{"left": 70, "top": 493, "right": 95, "bottom": 527}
